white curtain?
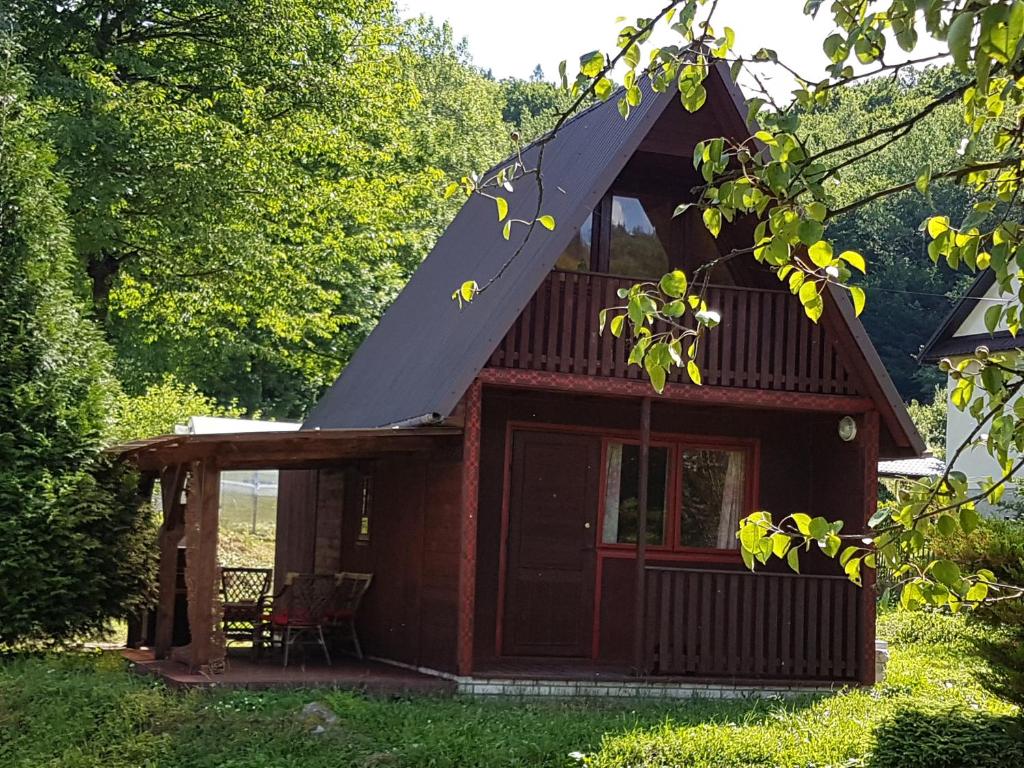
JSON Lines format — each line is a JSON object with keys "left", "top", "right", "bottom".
{"left": 603, "top": 443, "right": 623, "bottom": 543}
{"left": 715, "top": 451, "right": 745, "bottom": 549}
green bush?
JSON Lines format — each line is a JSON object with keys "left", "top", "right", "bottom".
{"left": 869, "top": 705, "right": 1024, "bottom": 768}
{"left": 877, "top": 608, "right": 987, "bottom": 651}
{"left": 931, "top": 518, "right": 1024, "bottom": 707}
{"left": 0, "top": 35, "right": 154, "bottom": 649}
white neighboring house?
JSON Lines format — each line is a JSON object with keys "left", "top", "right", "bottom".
{"left": 174, "top": 416, "right": 301, "bottom": 529}
{"left": 919, "top": 272, "right": 1020, "bottom": 509}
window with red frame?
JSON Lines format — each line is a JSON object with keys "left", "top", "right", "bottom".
{"left": 601, "top": 440, "right": 751, "bottom": 552}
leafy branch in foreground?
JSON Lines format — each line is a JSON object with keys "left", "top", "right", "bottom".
{"left": 448, "top": 0, "right": 1024, "bottom": 608}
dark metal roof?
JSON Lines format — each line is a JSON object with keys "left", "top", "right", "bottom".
{"left": 917, "top": 274, "right": 995, "bottom": 364}
{"left": 303, "top": 61, "right": 924, "bottom": 458}
{"left": 924, "top": 331, "right": 1019, "bottom": 359}
{"left": 304, "top": 75, "right": 679, "bottom": 429}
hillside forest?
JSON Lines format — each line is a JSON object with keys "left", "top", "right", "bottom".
{"left": 4, "top": 1, "right": 968, "bottom": 439}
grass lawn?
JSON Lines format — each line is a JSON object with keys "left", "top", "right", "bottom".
{"left": 1, "top": 611, "right": 1020, "bottom": 768}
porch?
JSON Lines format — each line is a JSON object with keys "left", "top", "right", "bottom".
{"left": 123, "top": 647, "right": 454, "bottom": 695}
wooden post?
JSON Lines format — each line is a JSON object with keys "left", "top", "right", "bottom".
{"left": 860, "top": 410, "right": 880, "bottom": 685}
{"left": 632, "top": 396, "right": 651, "bottom": 675}
{"left": 186, "top": 458, "right": 222, "bottom": 671}
{"left": 154, "top": 464, "right": 185, "bottom": 659}
{"left": 457, "top": 379, "right": 482, "bottom": 676}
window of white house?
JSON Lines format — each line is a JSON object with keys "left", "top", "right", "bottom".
{"left": 678, "top": 449, "right": 746, "bottom": 550}
{"left": 602, "top": 442, "right": 668, "bottom": 544}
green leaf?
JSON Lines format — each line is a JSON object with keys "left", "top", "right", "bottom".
{"left": 459, "top": 280, "right": 477, "bottom": 302}
{"left": 799, "top": 280, "right": 819, "bottom": 306}
{"left": 960, "top": 506, "right": 980, "bottom": 534}
{"left": 798, "top": 219, "right": 824, "bottom": 246}
{"left": 610, "top": 315, "right": 625, "bottom": 338}
{"left": 681, "top": 83, "right": 707, "bottom": 112}
{"left": 786, "top": 547, "right": 800, "bottom": 573}
{"left": 646, "top": 358, "right": 666, "bottom": 393}
{"left": 495, "top": 197, "right": 508, "bottom": 222}
{"left": 598, "top": 309, "right": 608, "bottom": 334}
{"left": 915, "top": 164, "right": 931, "bottom": 195}
{"left": 791, "top": 513, "right": 812, "bottom": 536}
{"left": 502, "top": 221, "right": 511, "bottom": 240}
{"left": 741, "top": 544, "right": 755, "bottom": 570}
{"left": 806, "top": 201, "right": 827, "bottom": 221}
{"left": 838, "top": 250, "right": 866, "bottom": 273}
{"left": 807, "top": 516, "right": 830, "bottom": 541}
{"left": 927, "top": 215, "right": 950, "bottom": 239}
{"left": 702, "top": 207, "right": 722, "bottom": 237}
{"left": 686, "top": 360, "right": 702, "bottom": 385}
{"left": 985, "top": 304, "right": 1002, "bottom": 334}
{"left": 808, "top": 240, "right": 833, "bottom": 268}
{"left": 966, "top": 581, "right": 989, "bottom": 602}
{"left": 659, "top": 270, "right": 688, "bottom": 298}
{"left": 932, "top": 559, "right": 962, "bottom": 588}
{"left": 849, "top": 286, "right": 866, "bottom": 317}
{"left": 947, "top": 13, "right": 974, "bottom": 72}
{"left": 936, "top": 514, "right": 957, "bottom": 536}
{"left": 771, "top": 532, "right": 791, "bottom": 558}
{"left": 538, "top": 215, "right": 556, "bottom": 231}
{"left": 580, "top": 50, "right": 604, "bottom": 78}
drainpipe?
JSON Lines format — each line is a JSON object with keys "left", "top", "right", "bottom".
{"left": 382, "top": 412, "right": 444, "bottom": 429}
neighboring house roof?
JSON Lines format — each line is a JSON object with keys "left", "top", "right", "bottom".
{"left": 878, "top": 455, "right": 945, "bottom": 479}
{"left": 176, "top": 416, "right": 301, "bottom": 435}
{"left": 918, "top": 271, "right": 1019, "bottom": 361}
{"left": 303, "top": 60, "right": 923, "bottom": 458}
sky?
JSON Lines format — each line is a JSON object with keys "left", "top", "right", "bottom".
{"left": 397, "top": 0, "right": 947, "bottom": 101}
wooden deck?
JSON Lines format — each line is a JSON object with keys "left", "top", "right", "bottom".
{"left": 123, "top": 649, "right": 455, "bottom": 695}
{"left": 488, "top": 271, "right": 862, "bottom": 396}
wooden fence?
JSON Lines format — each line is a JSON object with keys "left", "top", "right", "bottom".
{"left": 488, "top": 270, "right": 861, "bottom": 396}
{"left": 644, "top": 566, "right": 864, "bottom": 681}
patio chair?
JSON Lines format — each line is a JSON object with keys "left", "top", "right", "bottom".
{"left": 328, "top": 572, "right": 373, "bottom": 660}
{"left": 220, "top": 566, "right": 272, "bottom": 657}
{"left": 263, "top": 573, "right": 337, "bottom": 667}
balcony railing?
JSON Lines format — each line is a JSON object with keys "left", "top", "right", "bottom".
{"left": 487, "top": 270, "right": 861, "bottom": 396}
{"left": 644, "top": 566, "right": 864, "bottom": 681}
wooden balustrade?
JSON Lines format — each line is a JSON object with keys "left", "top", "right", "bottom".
{"left": 487, "top": 270, "right": 861, "bottom": 396}
{"left": 644, "top": 566, "right": 863, "bottom": 681}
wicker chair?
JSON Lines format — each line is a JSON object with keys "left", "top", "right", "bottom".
{"left": 263, "top": 573, "right": 337, "bottom": 667}
{"left": 328, "top": 572, "right": 373, "bottom": 659}
{"left": 220, "top": 566, "right": 272, "bottom": 656}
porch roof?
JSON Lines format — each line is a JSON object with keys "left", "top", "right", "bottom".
{"left": 112, "top": 426, "right": 462, "bottom": 471}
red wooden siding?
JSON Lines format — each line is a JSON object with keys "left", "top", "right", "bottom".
{"left": 644, "top": 567, "right": 863, "bottom": 681}
{"left": 487, "top": 271, "right": 861, "bottom": 396}
{"left": 274, "top": 445, "right": 464, "bottom": 673}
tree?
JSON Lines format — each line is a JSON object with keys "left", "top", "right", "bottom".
{"left": 0, "top": 35, "right": 154, "bottom": 648}
{"left": 453, "top": 0, "right": 1024, "bottom": 609}
{"left": 499, "top": 76, "right": 576, "bottom": 142}
{"left": 111, "top": 375, "right": 247, "bottom": 443}
{"left": 7, "top": 1, "right": 503, "bottom": 417}
{"left": 799, "top": 68, "right": 975, "bottom": 401}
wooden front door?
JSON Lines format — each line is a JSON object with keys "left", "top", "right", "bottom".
{"left": 502, "top": 429, "right": 600, "bottom": 657}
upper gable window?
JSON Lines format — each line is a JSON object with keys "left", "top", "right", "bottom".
{"left": 552, "top": 190, "right": 683, "bottom": 279}
{"left": 608, "top": 195, "right": 671, "bottom": 278}
{"left": 553, "top": 211, "right": 593, "bottom": 272}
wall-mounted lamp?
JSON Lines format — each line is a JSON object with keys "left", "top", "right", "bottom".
{"left": 838, "top": 416, "right": 858, "bottom": 442}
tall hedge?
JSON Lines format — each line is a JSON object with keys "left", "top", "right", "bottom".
{"left": 0, "top": 35, "right": 154, "bottom": 649}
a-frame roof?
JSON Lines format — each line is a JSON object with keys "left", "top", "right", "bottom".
{"left": 304, "top": 62, "right": 923, "bottom": 457}
{"left": 918, "top": 271, "right": 1019, "bottom": 361}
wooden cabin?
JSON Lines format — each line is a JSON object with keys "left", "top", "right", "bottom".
{"left": 129, "top": 62, "right": 922, "bottom": 693}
